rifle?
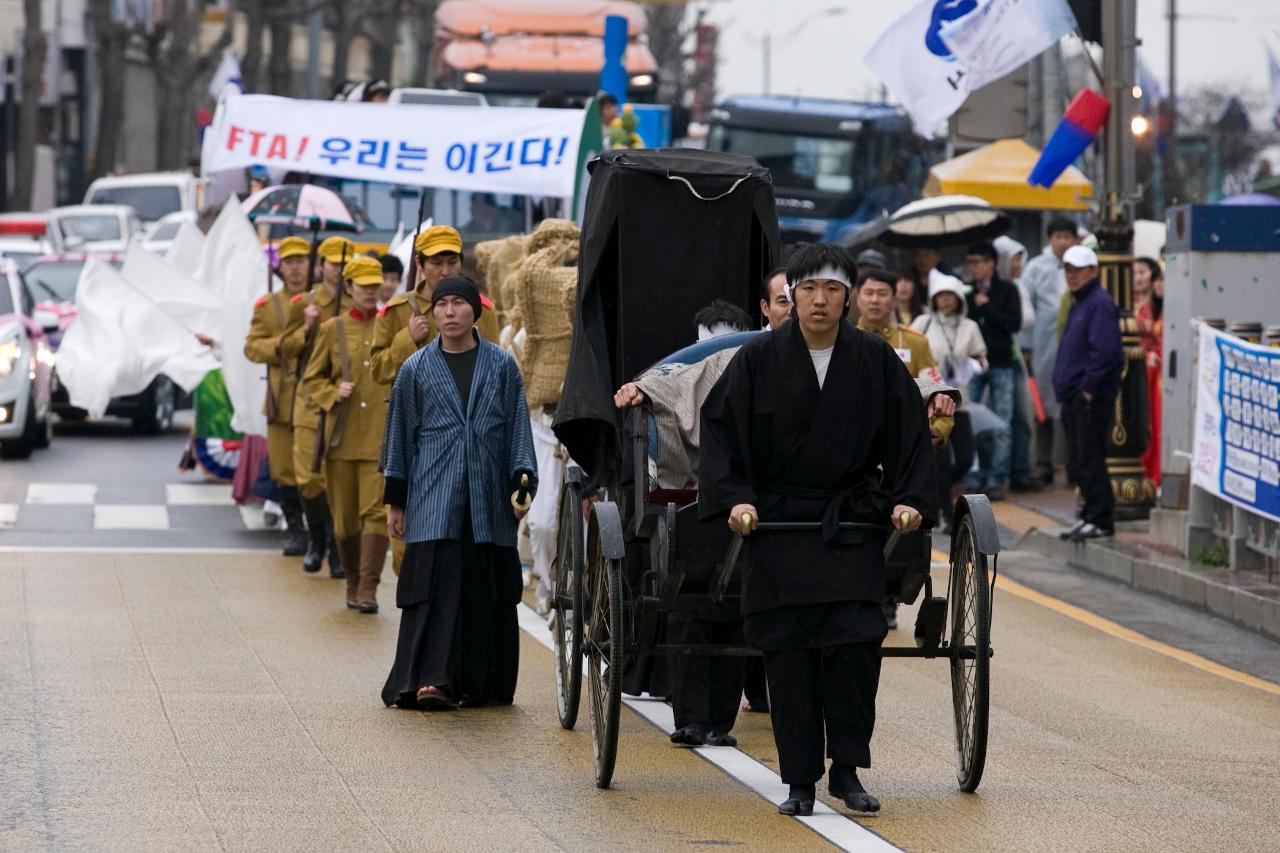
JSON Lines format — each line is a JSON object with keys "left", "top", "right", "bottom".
{"left": 404, "top": 190, "right": 429, "bottom": 294}
{"left": 312, "top": 242, "right": 350, "bottom": 472}
{"left": 289, "top": 218, "right": 323, "bottom": 425}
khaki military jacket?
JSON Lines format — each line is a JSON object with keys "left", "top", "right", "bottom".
{"left": 858, "top": 318, "right": 954, "bottom": 444}
{"left": 280, "top": 285, "right": 347, "bottom": 431}
{"left": 243, "top": 289, "right": 304, "bottom": 426}
{"left": 301, "top": 307, "right": 386, "bottom": 462}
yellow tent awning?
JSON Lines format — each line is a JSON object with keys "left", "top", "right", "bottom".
{"left": 923, "top": 138, "right": 1093, "bottom": 211}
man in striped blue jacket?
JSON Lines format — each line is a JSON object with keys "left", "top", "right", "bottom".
{"left": 380, "top": 276, "right": 538, "bottom": 710}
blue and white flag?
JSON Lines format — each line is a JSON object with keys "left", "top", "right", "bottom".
{"left": 864, "top": 0, "right": 982, "bottom": 136}
{"left": 939, "top": 0, "right": 1077, "bottom": 95}
{"left": 208, "top": 50, "right": 243, "bottom": 100}
{"left": 865, "top": 0, "right": 1077, "bottom": 137}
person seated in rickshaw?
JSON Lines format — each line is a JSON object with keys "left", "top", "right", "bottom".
{"left": 697, "top": 242, "right": 936, "bottom": 817}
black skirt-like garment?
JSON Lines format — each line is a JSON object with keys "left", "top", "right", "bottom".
{"left": 744, "top": 600, "right": 887, "bottom": 652}
{"left": 381, "top": 526, "right": 523, "bottom": 709}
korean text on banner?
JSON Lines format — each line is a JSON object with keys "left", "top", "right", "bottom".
{"left": 939, "top": 0, "right": 1077, "bottom": 95}
{"left": 203, "top": 94, "right": 586, "bottom": 198}
{"left": 1191, "top": 323, "right": 1280, "bottom": 523}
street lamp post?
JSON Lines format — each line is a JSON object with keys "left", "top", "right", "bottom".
{"left": 755, "top": 6, "right": 846, "bottom": 95}
{"left": 1099, "top": 0, "right": 1155, "bottom": 518}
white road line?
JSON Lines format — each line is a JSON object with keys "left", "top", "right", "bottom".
{"left": 0, "top": 503, "right": 18, "bottom": 528}
{"left": 515, "top": 603, "right": 902, "bottom": 853}
{"left": 25, "top": 482, "right": 96, "bottom": 504}
{"left": 165, "top": 483, "right": 235, "bottom": 506}
{"left": 92, "top": 505, "right": 170, "bottom": 530}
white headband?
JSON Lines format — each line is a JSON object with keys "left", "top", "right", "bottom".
{"left": 784, "top": 264, "right": 853, "bottom": 303}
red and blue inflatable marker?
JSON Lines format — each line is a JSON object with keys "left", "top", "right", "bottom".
{"left": 1028, "top": 88, "right": 1111, "bottom": 188}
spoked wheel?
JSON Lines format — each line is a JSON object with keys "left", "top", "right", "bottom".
{"left": 552, "top": 477, "right": 585, "bottom": 730}
{"left": 585, "top": 505, "right": 624, "bottom": 789}
{"left": 948, "top": 510, "right": 991, "bottom": 793}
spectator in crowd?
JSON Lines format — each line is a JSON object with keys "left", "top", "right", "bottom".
{"left": 1135, "top": 257, "right": 1164, "bottom": 486}
{"left": 759, "top": 266, "right": 791, "bottom": 330}
{"left": 598, "top": 92, "right": 619, "bottom": 146}
{"left": 995, "top": 236, "right": 1040, "bottom": 491}
{"left": 911, "top": 270, "right": 989, "bottom": 530}
{"left": 1021, "top": 217, "right": 1077, "bottom": 485}
{"left": 379, "top": 254, "right": 404, "bottom": 306}
{"left": 855, "top": 248, "right": 888, "bottom": 278}
{"left": 1055, "top": 246, "right": 1124, "bottom": 541}
{"left": 894, "top": 269, "right": 926, "bottom": 325}
{"left": 694, "top": 298, "right": 754, "bottom": 340}
{"left": 963, "top": 241, "right": 1022, "bottom": 500}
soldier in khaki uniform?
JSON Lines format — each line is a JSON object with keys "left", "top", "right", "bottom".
{"left": 280, "top": 235, "right": 355, "bottom": 577}
{"left": 369, "top": 225, "right": 498, "bottom": 575}
{"left": 856, "top": 268, "right": 955, "bottom": 630}
{"left": 302, "top": 256, "right": 389, "bottom": 613}
{"left": 243, "top": 235, "right": 312, "bottom": 557}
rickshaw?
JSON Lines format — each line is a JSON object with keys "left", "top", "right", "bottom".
{"left": 549, "top": 149, "right": 999, "bottom": 793}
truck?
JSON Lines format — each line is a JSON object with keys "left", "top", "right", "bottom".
{"left": 705, "top": 96, "right": 938, "bottom": 245}
{"left": 432, "top": 0, "right": 659, "bottom": 107}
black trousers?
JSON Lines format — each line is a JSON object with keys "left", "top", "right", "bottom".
{"left": 1062, "top": 393, "right": 1115, "bottom": 528}
{"left": 668, "top": 611, "right": 744, "bottom": 732}
{"left": 762, "top": 642, "right": 881, "bottom": 784}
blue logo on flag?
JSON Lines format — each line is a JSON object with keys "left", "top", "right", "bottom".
{"left": 925, "top": 0, "right": 978, "bottom": 59}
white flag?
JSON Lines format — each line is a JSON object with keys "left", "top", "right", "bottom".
{"left": 1267, "top": 44, "right": 1280, "bottom": 130}
{"left": 863, "top": 0, "right": 982, "bottom": 136}
{"left": 939, "top": 0, "right": 1077, "bottom": 94}
{"left": 208, "top": 50, "right": 243, "bottom": 99}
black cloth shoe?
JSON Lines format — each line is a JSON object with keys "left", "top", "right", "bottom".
{"left": 670, "top": 725, "right": 706, "bottom": 747}
{"left": 1070, "top": 523, "right": 1114, "bottom": 541}
{"left": 828, "top": 763, "right": 880, "bottom": 814}
{"left": 278, "top": 486, "right": 308, "bottom": 556}
{"left": 778, "top": 784, "right": 815, "bottom": 816}
{"left": 983, "top": 483, "right": 1007, "bottom": 502}
{"left": 1059, "top": 520, "right": 1087, "bottom": 540}
{"left": 704, "top": 730, "right": 737, "bottom": 747}
{"left": 882, "top": 598, "right": 898, "bottom": 630}
{"left": 301, "top": 496, "right": 330, "bottom": 573}
{"left": 358, "top": 601, "right": 378, "bottom": 614}
{"left": 1010, "top": 477, "right": 1043, "bottom": 493}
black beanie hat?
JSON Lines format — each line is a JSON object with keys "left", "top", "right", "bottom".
{"left": 431, "top": 275, "right": 482, "bottom": 320}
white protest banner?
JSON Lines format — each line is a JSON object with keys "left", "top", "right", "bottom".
{"left": 939, "top": 0, "right": 1076, "bottom": 95}
{"left": 203, "top": 94, "right": 587, "bottom": 198}
{"left": 1192, "top": 323, "right": 1280, "bottom": 523}
{"left": 864, "top": 0, "right": 981, "bottom": 136}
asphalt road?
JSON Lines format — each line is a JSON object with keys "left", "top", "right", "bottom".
{"left": 3, "top": 420, "right": 1280, "bottom": 851}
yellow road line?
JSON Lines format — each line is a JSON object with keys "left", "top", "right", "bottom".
{"left": 990, "top": 501, "right": 1061, "bottom": 536}
{"left": 931, "top": 549, "right": 1280, "bottom": 698}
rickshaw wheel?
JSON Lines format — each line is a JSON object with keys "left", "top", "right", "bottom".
{"left": 949, "top": 510, "right": 991, "bottom": 793}
{"left": 552, "top": 477, "right": 585, "bottom": 730}
{"left": 585, "top": 505, "right": 624, "bottom": 789}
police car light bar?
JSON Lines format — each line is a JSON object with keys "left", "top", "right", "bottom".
{"left": 0, "top": 220, "right": 48, "bottom": 237}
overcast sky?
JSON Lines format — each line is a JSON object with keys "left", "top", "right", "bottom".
{"left": 705, "top": 0, "right": 1280, "bottom": 104}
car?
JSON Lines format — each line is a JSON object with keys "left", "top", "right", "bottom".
{"left": 0, "top": 216, "right": 57, "bottom": 267}
{"left": 141, "top": 210, "right": 197, "bottom": 256}
{"left": 83, "top": 171, "right": 204, "bottom": 224}
{"left": 22, "top": 252, "right": 124, "bottom": 349}
{"left": 0, "top": 260, "right": 55, "bottom": 457}
{"left": 48, "top": 204, "right": 144, "bottom": 255}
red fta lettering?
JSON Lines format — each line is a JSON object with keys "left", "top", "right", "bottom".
{"left": 295, "top": 136, "right": 309, "bottom": 160}
{"left": 266, "top": 134, "right": 288, "bottom": 160}
{"left": 248, "top": 129, "right": 266, "bottom": 155}
{"left": 227, "top": 125, "right": 245, "bottom": 150}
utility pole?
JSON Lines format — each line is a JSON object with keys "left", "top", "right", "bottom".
{"left": 1100, "top": 0, "right": 1154, "bottom": 518}
{"left": 307, "top": 5, "right": 322, "bottom": 99}
{"left": 1165, "top": 0, "right": 1177, "bottom": 206}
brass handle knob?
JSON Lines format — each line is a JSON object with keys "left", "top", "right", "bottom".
{"left": 899, "top": 510, "right": 912, "bottom": 530}
{"left": 739, "top": 511, "right": 756, "bottom": 536}
{"left": 511, "top": 473, "right": 532, "bottom": 512}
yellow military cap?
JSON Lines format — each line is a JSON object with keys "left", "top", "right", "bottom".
{"left": 318, "top": 235, "right": 356, "bottom": 263}
{"left": 277, "top": 235, "right": 310, "bottom": 260}
{"left": 343, "top": 256, "right": 384, "bottom": 286}
{"left": 414, "top": 225, "right": 463, "bottom": 257}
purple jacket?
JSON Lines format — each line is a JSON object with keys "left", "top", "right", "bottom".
{"left": 1053, "top": 279, "right": 1123, "bottom": 401}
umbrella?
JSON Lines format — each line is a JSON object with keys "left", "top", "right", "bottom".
{"left": 879, "top": 194, "right": 1012, "bottom": 249}
{"left": 241, "top": 184, "right": 367, "bottom": 232}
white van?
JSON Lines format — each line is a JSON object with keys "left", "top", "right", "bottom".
{"left": 83, "top": 172, "right": 204, "bottom": 224}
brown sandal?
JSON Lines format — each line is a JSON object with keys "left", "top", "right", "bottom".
{"left": 415, "top": 685, "right": 457, "bottom": 710}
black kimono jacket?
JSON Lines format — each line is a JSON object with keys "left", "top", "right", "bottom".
{"left": 697, "top": 320, "right": 936, "bottom": 616}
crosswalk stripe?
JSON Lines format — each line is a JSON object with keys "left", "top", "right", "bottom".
{"left": 165, "top": 483, "right": 235, "bottom": 506}
{"left": 25, "top": 483, "right": 96, "bottom": 504}
{"left": 0, "top": 504, "right": 17, "bottom": 529}
{"left": 93, "top": 504, "right": 170, "bottom": 530}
